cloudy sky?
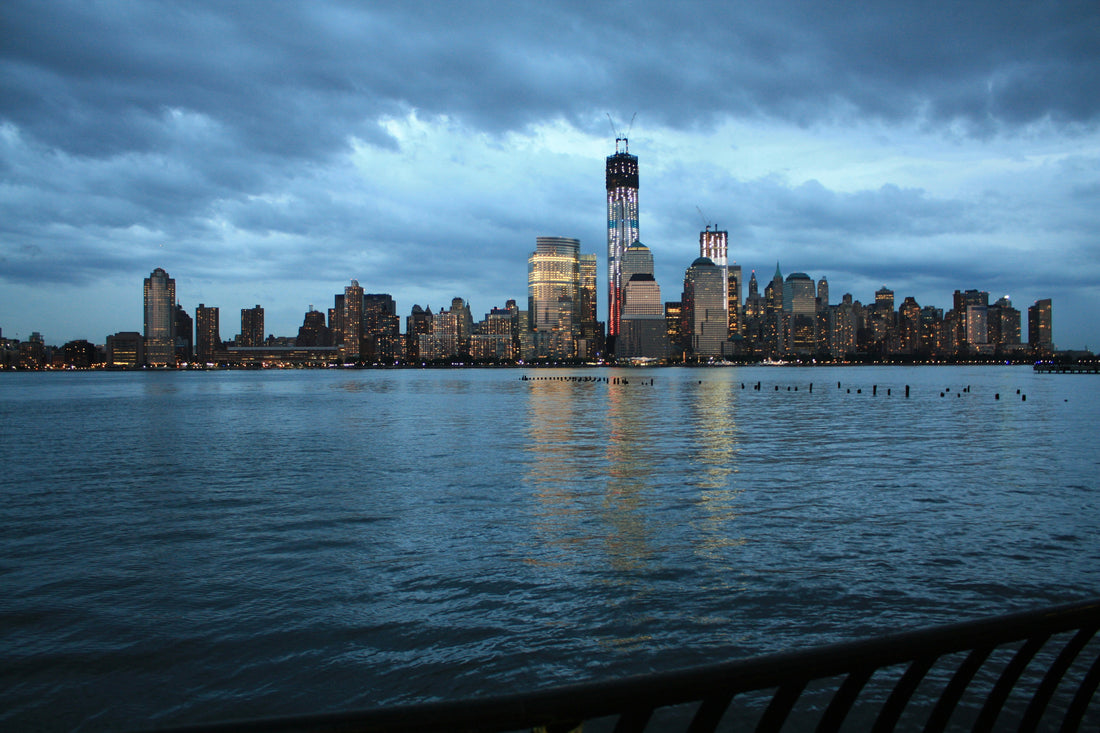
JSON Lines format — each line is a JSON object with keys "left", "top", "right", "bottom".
{"left": 2, "top": 1, "right": 1098, "bottom": 350}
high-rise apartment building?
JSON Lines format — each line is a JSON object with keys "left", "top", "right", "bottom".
{"left": 363, "top": 293, "right": 400, "bottom": 363}
{"left": 143, "top": 267, "right": 175, "bottom": 366}
{"left": 174, "top": 304, "right": 193, "bottom": 361}
{"left": 341, "top": 280, "right": 364, "bottom": 361}
{"left": 1028, "top": 298, "right": 1053, "bottom": 349}
{"left": 296, "top": 308, "right": 330, "bottom": 347}
{"left": 405, "top": 305, "right": 432, "bottom": 362}
{"left": 195, "top": 304, "right": 220, "bottom": 362}
{"left": 606, "top": 139, "right": 639, "bottom": 347}
{"left": 240, "top": 304, "right": 264, "bottom": 347}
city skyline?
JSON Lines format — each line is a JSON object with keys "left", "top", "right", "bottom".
{"left": 2, "top": 2, "right": 1098, "bottom": 350}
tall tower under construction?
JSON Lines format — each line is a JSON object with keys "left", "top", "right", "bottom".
{"left": 606, "top": 138, "right": 639, "bottom": 352}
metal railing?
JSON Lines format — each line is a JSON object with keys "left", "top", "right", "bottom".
{"left": 162, "top": 597, "right": 1100, "bottom": 732}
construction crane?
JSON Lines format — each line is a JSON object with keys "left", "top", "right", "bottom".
{"left": 607, "top": 113, "right": 637, "bottom": 153}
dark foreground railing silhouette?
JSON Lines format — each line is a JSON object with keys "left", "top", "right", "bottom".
{"left": 163, "top": 598, "right": 1100, "bottom": 732}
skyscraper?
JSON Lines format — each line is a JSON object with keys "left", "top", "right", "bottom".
{"left": 341, "top": 280, "right": 364, "bottom": 361}
{"left": 528, "top": 236, "right": 581, "bottom": 359}
{"left": 174, "top": 303, "right": 193, "bottom": 361}
{"left": 727, "top": 263, "right": 742, "bottom": 339}
{"left": 1028, "top": 298, "right": 1053, "bottom": 349}
{"left": 195, "top": 304, "right": 220, "bottom": 363}
{"left": 619, "top": 241, "right": 668, "bottom": 360}
{"left": 143, "top": 268, "right": 175, "bottom": 367}
{"left": 784, "top": 272, "right": 816, "bottom": 353}
{"left": 606, "top": 138, "right": 639, "bottom": 348}
{"left": 240, "top": 304, "right": 264, "bottom": 347}
{"left": 683, "top": 257, "right": 727, "bottom": 358}
{"left": 363, "top": 293, "right": 400, "bottom": 362}
{"left": 577, "top": 253, "right": 602, "bottom": 360}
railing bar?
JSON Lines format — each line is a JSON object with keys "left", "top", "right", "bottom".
{"left": 871, "top": 656, "right": 935, "bottom": 733}
{"left": 612, "top": 707, "right": 653, "bottom": 733}
{"left": 1060, "top": 647, "right": 1100, "bottom": 733}
{"left": 151, "top": 599, "right": 1100, "bottom": 733}
{"left": 1019, "top": 624, "right": 1100, "bottom": 733}
{"left": 686, "top": 692, "right": 735, "bottom": 733}
{"left": 816, "top": 667, "right": 874, "bottom": 733}
{"left": 923, "top": 646, "right": 993, "bottom": 732}
{"left": 755, "top": 681, "right": 807, "bottom": 733}
{"left": 972, "top": 634, "right": 1051, "bottom": 733}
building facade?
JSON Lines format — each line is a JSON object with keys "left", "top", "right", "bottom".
{"left": 195, "top": 304, "right": 220, "bottom": 363}
{"left": 606, "top": 139, "right": 639, "bottom": 347}
{"left": 143, "top": 267, "right": 176, "bottom": 366}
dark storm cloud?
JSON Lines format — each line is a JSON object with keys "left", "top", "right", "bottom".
{"left": 5, "top": 1, "right": 1097, "bottom": 163}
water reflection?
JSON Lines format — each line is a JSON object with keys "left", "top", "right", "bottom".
{"left": 684, "top": 373, "right": 746, "bottom": 564}
{"left": 522, "top": 373, "right": 656, "bottom": 574}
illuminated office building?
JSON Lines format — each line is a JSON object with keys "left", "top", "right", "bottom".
{"left": 683, "top": 257, "right": 727, "bottom": 358}
{"left": 784, "top": 272, "right": 816, "bottom": 353}
{"left": 606, "top": 139, "right": 639, "bottom": 347}
{"left": 528, "top": 236, "right": 581, "bottom": 359}
{"left": 620, "top": 274, "right": 669, "bottom": 360}
{"left": 143, "top": 267, "right": 175, "bottom": 366}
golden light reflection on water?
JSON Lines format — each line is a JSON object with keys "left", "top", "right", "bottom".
{"left": 521, "top": 372, "right": 747, "bottom": 577}
{"left": 685, "top": 377, "right": 747, "bottom": 565}
{"left": 523, "top": 375, "right": 654, "bottom": 575}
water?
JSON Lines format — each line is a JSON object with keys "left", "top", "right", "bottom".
{"left": 1, "top": 366, "right": 1098, "bottom": 730}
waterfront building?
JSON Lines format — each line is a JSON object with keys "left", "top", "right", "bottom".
{"left": 577, "top": 254, "right": 602, "bottom": 360}
{"left": 606, "top": 139, "right": 639, "bottom": 348}
{"left": 363, "top": 293, "right": 401, "bottom": 363}
{"left": 620, "top": 274, "right": 669, "bottom": 360}
{"left": 683, "top": 257, "right": 727, "bottom": 358}
{"left": 742, "top": 271, "right": 766, "bottom": 350}
{"left": 898, "top": 297, "right": 922, "bottom": 354}
{"left": 481, "top": 304, "right": 520, "bottom": 361}
{"left": 989, "top": 296, "right": 1022, "bottom": 348}
{"left": 920, "top": 306, "right": 944, "bottom": 354}
{"left": 106, "top": 331, "right": 144, "bottom": 367}
{"left": 665, "top": 301, "right": 685, "bottom": 359}
{"left": 528, "top": 236, "right": 581, "bottom": 359}
{"left": 174, "top": 304, "right": 193, "bottom": 361}
{"left": 965, "top": 304, "right": 989, "bottom": 346}
{"left": 784, "top": 272, "right": 816, "bottom": 354}
{"left": 143, "top": 268, "right": 175, "bottom": 367}
{"left": 422, "top": 298, "right": 473, "bottom": 360}
{"left": 728, "top": 263, "right": 743, "bottom": 339}
{"left": 405, "top": 305, "right": 432, "bottom": 362}
{"left": 239, "top": 305, "right": 264, "bottom": 347}
{"left": 1028, "top": 298, "right": 1053, "bottom": 349}
{"left": 832, "top": 296, "right": 857, "bottom": 358}
{"left": 341, "top": 280, "right": 364, "bottom": 361}
{"left": 296, "top": 308, "right": 330, "bottom": 347}
{"left": 195, "top": 304, "right": 220, "bottom": 363}
{"left": 875, "top": 287, "right": 895, "bottom": 316}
